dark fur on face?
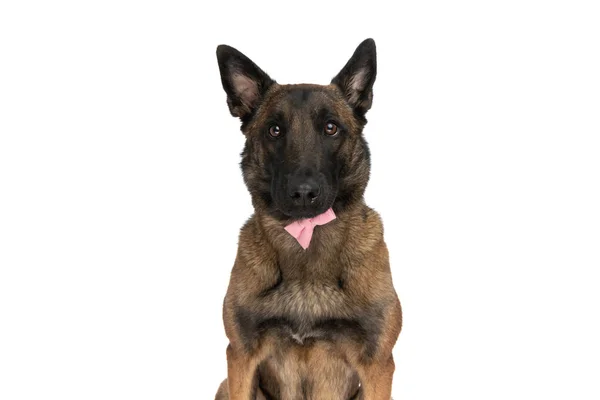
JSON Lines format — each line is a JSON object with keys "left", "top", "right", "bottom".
{"left": 217, "top": 39, "right": 377, "bottom": 220}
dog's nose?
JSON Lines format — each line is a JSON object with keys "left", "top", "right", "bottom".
{"left": 289, "top": 180, "right": 321, "bottom": 204}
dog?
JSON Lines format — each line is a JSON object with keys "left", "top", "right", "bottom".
{"left": 214, "top": 39, "right": 402, "bottom": 400}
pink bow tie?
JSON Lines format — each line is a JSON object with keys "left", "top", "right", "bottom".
{"left": 284, "top": 208, "right": 336, "bottom": 249}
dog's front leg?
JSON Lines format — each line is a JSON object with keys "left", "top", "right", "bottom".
{"left": 355, "top": 354, "right": 395, "bottom": 400}
{"left": 351, "top": 297, "right": 402, "bottom": 400}
{"left": 222, "top": 255, "right": 281, "bottom": 400}
{"left": 226, "top": 344, "right": 259, "bottom": 400}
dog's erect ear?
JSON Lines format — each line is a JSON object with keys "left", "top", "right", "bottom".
{"left": 331, "top": 38, "right": 377, "bottom": 116}
{"left": 216, "top": 45, "right": 275, "bottom": 119}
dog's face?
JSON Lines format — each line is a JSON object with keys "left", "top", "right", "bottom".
{"left": 217, "top": 39, "right": 376, "bottom": 220}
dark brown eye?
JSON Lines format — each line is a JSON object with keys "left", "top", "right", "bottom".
{"left": 269, "top": 125, "right": 281, "bottom": 137}
{"left": 324, "top": 121, "right": 338, "bottom": 136}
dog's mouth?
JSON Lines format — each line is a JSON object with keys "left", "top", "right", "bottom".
{"left": 274, "top": 191, "right": 337, "bottom": 220}
{"left": 280, "top": 205, "right": 330, "bottom": 219}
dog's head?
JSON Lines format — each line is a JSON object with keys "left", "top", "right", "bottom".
{"left": 216, "top": 39, "right": 376, "bottom": 220}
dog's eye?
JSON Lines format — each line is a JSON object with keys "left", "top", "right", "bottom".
{"left": 269, "top": 125, "right": 281, "bottom": 137}
{"left": 324, "top": 122, "right": 338, "bottom": 136}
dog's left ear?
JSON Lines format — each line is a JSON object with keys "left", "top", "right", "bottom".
{"left": 331, "top": 38, "right": 377, "bottom": 116}
{"left": 216, "top": 44, "right": 275, "bottom": 120}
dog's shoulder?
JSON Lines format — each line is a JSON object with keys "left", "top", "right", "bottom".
{"left": 346, "top": 204, "right": 385, "bottom": 242}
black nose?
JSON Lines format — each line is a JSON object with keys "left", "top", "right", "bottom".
{"left": 289, "top": 180, "right": 321, "bottom": 205}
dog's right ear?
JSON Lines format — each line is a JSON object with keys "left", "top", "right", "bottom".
{"left": 216, "top": 45, "right": 275, "bottom": 120}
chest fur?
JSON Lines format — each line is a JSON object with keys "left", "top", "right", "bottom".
{"left": 234, "top": 275, "right": 384, "bottom": 358}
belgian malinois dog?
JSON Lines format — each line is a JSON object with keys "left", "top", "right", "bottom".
{"left": 214, "top": 39, "right": 402, "bottom": 400}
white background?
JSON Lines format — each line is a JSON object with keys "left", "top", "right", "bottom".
{"left": 1, "top": 1, "right": 599, "bottom": 399}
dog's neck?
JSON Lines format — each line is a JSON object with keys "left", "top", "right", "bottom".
{"left": 252, "top": 198, "right": 379, "bottom": 261}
